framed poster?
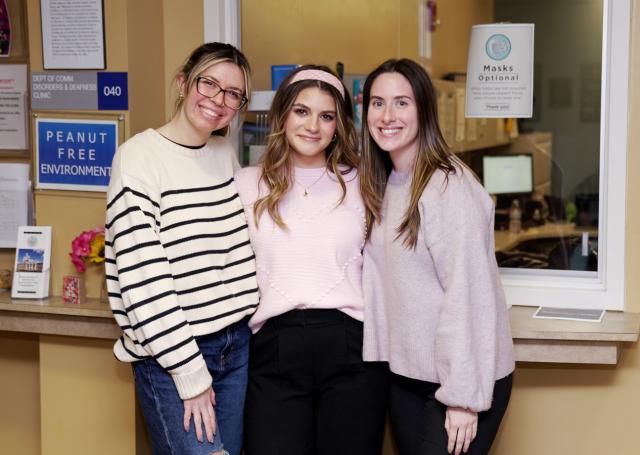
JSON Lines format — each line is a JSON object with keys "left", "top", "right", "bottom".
{"left": 40, "top": 0, "right": 106, "bottom": 69}
{"left": 34, "top": 113, "right": 124, "bottom": 192}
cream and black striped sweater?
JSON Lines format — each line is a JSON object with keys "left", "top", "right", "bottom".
{"left": 105, "top": 128, "right": 258, "bottom": 400}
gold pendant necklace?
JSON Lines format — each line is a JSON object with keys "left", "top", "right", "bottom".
{"left": 294, "top": 169, "right": 327, "bottom": 197}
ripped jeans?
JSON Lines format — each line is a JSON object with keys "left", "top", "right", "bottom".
{"left": 133, "top": 317, "right": 251, "bottom": 455}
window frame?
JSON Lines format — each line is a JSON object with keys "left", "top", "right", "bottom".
{"left": 500, "top": 0, "right": 631, "bottom": 311}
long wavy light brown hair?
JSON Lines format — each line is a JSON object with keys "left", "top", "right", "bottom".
{"left": 254, "top": 64, "right": 359, "bottom": 229}
{"left": 360, "top": 59, "right": 457, "bottom": 249}
{"left": 173, "top": 42, "right": 252, "bottom": 137}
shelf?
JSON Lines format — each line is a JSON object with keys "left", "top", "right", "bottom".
{"left": 0, "top": 292, "right": 119, "bottom": 339}
{"left": 1, "top": 293, "right": 638, "bottom": 364}
{"left": 509, "top": 305, "right": 640, "bottom": 364}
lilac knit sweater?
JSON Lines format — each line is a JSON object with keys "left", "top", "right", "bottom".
{"left": 362, "top": 165, "right": 515, "bottom": 412}
{"left": 234, "top": 165, "right": 366, "bottom": 333}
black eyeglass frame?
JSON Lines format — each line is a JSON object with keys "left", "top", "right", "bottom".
{"left": 195, "top": 76, "right": 248, "bottom": 110}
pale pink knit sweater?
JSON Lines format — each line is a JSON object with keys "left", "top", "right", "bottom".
{"left": 234, "top": 166, "right": 366, "bottom": 333}
{"left": 362, "top": 165, "right": 515, "bottom": 412}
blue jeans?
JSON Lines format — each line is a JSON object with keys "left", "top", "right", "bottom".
{"left": 133, "top": 317, "right": 251, "bottom": 455}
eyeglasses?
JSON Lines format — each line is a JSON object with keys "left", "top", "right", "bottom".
{"left": 195, "top": 76, "right": 248, "bottom": 110}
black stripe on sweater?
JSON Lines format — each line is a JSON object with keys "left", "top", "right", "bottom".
{"left": 120, "top": 273, "right": 174, "bottom": 294}
{"left": 161, "top": 178, "right": 234, "bottom": 197}
{"left": 160, "top": 208, "right": 245, "bottom": 233}
{"left": 131, "top": 306, "right": 182, "bottom": 331}
{"left": 165, "top": 350, "right": 201, "bottom": 372}
{"left": 107, "top": 186, "right": 160, "bottom": 210}
{"left": 140, "top": 320, "right": 188, "bottom": 347}
{"left": 114, "top": 240, "right": 162, "bottom": 258}
{"left": 106, "top": 205, "right": 157, "bottom": 228}
{"left": 111, "top": 223, "right": 152, "bottom": 245}
{"left": 154, "top": 335, "right": 196, "bottom": 361}
{"left": 182, "top": 287, "right": 259, "bottom": 311}
{"left": 163, "top": 224, "right": 248, "bottom": 248}
{"left": 189, "top": 303, "right": 259, "bottom": 326}
{"left": 117, "top": 257, "right": 169, "bottom": 275}
{"left": 169, "top": 240, "right": 251, "bottom": 264}
{"left": 172, "top": 254, "right": 255, "bottom": 280}
{"left": 119, "top": 337, "right": 146, "bottom": 360}
{"left": 176, "top": 271, "right": 257, "bottom": 296}
{"left": 160, "top": 193, "right": 239, "bottom": 216}
{"left": 126, "top": 290, "right": 177, "bottom": 313}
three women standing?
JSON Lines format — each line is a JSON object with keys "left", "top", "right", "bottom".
{"left": 106, "top": 43, "right": 259, "bottom": 455}
{"left": 106, "top": 41, "right": 513, "bottom": 455}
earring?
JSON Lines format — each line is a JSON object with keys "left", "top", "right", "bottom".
{"left": 332, "top": 133, "right": 337, "bottom": 142}
{"left": 178, "top": 92, "right": 184, "bottom": 100}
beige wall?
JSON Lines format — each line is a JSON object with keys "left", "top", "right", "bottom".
{"left": 0, "top": 333, "right": 40, "bottom": 454}
{"left": 241, "top": 0, "right": 493, "bottom": 88}
{"left": 241, "top": 0, "right": 420, "bottom": 90}
{"left": 431, "top": 0, "right": 494, "bottom": 77}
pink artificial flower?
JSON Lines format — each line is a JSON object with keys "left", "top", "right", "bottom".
{"left": 69, "top": 226, "right": 105, "bottom": 273}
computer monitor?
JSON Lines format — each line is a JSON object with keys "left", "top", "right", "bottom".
{"left": 482, "top": 154, "right": 534, "bottom": 195}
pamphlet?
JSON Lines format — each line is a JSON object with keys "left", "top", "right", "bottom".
{"left": 11, "top": 226, "right": 52, "bottom": 299}
{"left": 533, "top": 306, "right": 605, "bottom": 323}
{"left": 0, "top": 163, "right": 32, "bottom": 247}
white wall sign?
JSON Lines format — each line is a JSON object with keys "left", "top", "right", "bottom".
{"left": 465, "top": 23, "right": 534, "bottom": 118}
{"left": 0, "top": 63, "right": 28, "bottom": 149}
{"left": 41, "top": 0, "right": 105, "bottom": 69}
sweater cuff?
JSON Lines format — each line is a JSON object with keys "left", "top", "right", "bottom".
{"left": 172, "top": 359, "right": 212, "bottom": 400}
{"left": 435, "top": 384, "right": 493, "bottom": 413}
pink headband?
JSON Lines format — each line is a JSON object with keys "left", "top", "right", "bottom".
{"left": 288, "top": 69, "right": 345, "bottom": 99}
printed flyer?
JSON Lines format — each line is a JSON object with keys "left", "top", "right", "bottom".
{"left": 465, "top": 23, "right": 534, "bottom": 118}
{"left": 12, "top": 226, "right": 52, "bottom": 299}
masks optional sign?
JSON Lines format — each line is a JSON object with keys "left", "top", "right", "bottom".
{"left": 36, "top": 118, "right": 118, "bottom": 191}
{"left": 465, "top": 23, "right": 534, "bottom": 118}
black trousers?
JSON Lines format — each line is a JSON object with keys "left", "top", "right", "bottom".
{"left": 389, "top": 373, "right": 513, "bottom": 455}
{"left": 244, "top": 309, "right": 390, "bottom": 455}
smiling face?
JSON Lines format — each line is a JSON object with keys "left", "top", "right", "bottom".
{"left": 178, "top": 61, "right": 246, "bottom": 138}
{"left": 367, "top": 72, "right": 419, "bottom": 168}
{"left": 284, "top": 86, "right": 337, "bottom": 168}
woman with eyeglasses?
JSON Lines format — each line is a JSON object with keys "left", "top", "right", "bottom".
{"left": 234, "top": 65, "right": 389, "bottom": 455}
{"left": 105, "top": 42, "right": 259, "bottom": 455}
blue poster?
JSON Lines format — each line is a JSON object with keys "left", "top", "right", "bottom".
{"left": 36, "top": 119, "right": 118, "bottom": 191}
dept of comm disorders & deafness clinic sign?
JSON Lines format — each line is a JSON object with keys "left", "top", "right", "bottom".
{"left": 35, "top": 118, "right": 118, "bottom": 192}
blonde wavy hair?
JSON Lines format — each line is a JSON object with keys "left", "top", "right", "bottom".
{"left": 254, "top": 65, "right": 359, "bottom": 229}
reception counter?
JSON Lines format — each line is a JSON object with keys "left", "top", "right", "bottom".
{"left": 1, "top": 292, "right": 639, "bottom": 454}
{"left": 2, "top": 293, "right": 638, "bottom": 363}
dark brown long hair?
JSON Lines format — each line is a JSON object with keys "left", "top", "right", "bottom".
{"left": 360, "top": 58, "right": 456, "bottom": 249}
{"left": 254, "top": 65, "right": 359, "bottom": 229}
